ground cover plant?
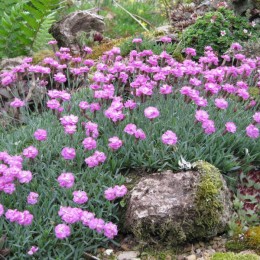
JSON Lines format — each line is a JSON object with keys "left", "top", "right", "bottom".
{"left": 0, "top": 39, "right": 259, "bottom": 258}
{"left": 182, "top": 7, "right": 260, "bottom": 58}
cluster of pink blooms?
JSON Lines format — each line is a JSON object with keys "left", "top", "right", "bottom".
{"left": 47, "top": 90, "right": 71, "bottom": 113}
{"left": 5, "top": 209, "right": 33, "bottom": 226}
{"left": 104, "top": 185, "right": 128, "bottom": 201}
{"left": 0, "top": 151, "right": 33, "bottom": 195}
{"left": 85, "top": 151, "right": 106, "bottom": 168}
{"left": 56, "top": 206, "right": 118, "bottom": 239}
{"left": 0, "top": 40, "right": 259, "bottom": 255}
{"left": 124, "top": 124, "right": 146, "bottom": 140}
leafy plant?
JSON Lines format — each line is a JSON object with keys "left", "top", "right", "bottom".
{"left": 0, "top": 0, "right": 62, "bottom": 58}
{"left": 182, "top": 7, "right": 260, "bottom": 57}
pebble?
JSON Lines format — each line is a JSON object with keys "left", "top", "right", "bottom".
{"left": 117, "top": 251, "right": 140, "bottom": 260}
{"left": 185, "top": 254, "right": 197, "bottom": 260}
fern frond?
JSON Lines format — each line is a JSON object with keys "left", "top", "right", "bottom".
{"left": 32, "top": 12, "right": 57, "bottom": 52}
{"left": 0, "top": 0, "right": 64, "bottom": 59}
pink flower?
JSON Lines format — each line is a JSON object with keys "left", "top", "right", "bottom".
{"left": 132, "top": 38, "right": 142, "bottom": 43}
{"left": 104, "top": 187, "right": 117, "bottom": 201}
{"left": 0, "top": 204, "right": 4, "bottom": 216}
{"left": 83, "top": 46, "right": 93, "bottom": 54}
{"left": 215, "top": 98, "right": 228, "bottom": 110}
{"left": 195, "top": 110, "right": 209, "bottom": 122}
{"left": 160, "top": 36, "right": 172, "bottom": 43}
{"left": 108, "top": 136, "right": 123, "bottom": 151}
{"left": 237, "top": 89, "right": 250, "bottom": 100}
{"left": 124, "top": 124, "right": 137, "bottom": 135}
{"left": 73, "top": 191, "right": 88, "bottom": 204}
{"left": 23, "top": 146, "right": 38, "bottom": 159}
{"left": 253, "top": 112, "right": 260, "bottom": 124}
{"left": 144, "top": 107, "right": 160, "bottom": 120}
{"left": 220, "top": 30, "right": 226, "bottom": 36}
{"left": 34, "top": 129, "right": 47, "bottom": 141}
{"left": 64, "top": 125, "right": 77, "bottom": 135}
{"left": 60, "top": 115, "right": 78, "bottom": 126}
{"left": 103, "top": 222, "right": 118, "bottom": 239}
{"left": 246, "top": 124, "right": 259, "bottom": 139}
{"left": 27, "top": 246, "right": 39, "bottom": 256}
{"left": 82, "top": 137, "right": 97, "bottom": 150}
{"left": 225, "top": 122, "right": 237, "bottom": 133}
{"left": 134, "top": 129, "right": 146, "bottom": 140}
{"left": 10, "top": 98, "right": 25, "bottom": 108}
{"left": 162, "top": 130, "right": 178, "bottom": 145}
{"left": 114, "top": 185, "right": 127, "bottom": 197}
{"left": 231, "top": 42, "right": 242, "bottom": 51}
{"left": 202, "top": 120, "right": 216, "bottom": 134}
{"left": 54, "top": 72, "right": 67, "bottom": 83}
{"left": 85, "top": 156, "right": 99, "bottom": 168}
{"left": 81, "top": 211, "right": 95, "bottom": 226}
{"left": 48, "top": 40, "right": 57, "bottom": 45}
{"left": 57, "top": 173, "right": 75, "bottom": 188}
{"left": 47, "top": 99, "right": 60, "bottom": 110}
{"left": 27, "top": 192, "right": 39, "bottom": 205}
{"left": 61, "top": 147, "right": 76, "bottom": 160}
{"left": 185, "top": 48, "right": 196, "bottom": 56}
{"left": 124, "top": 100, "right": 137, "bottom": 110}
{"left": 79, "top": 101, "right": 89, "bottom": 110}
{"left": 160, "top": 85, "right": 172, "bottom": 95}
{"left": 88, "top": 218, "right": 105, "bottom": 233}
{"left": 55, "top": 224, "right": 71, "bottom": 239}
{"left": 17, "top": 170, "right": 33, "bottom": 183}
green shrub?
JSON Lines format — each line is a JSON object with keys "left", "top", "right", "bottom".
{"left": 182, "top": 7, "right": 260, "bottom": 57}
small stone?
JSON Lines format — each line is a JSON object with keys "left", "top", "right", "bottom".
{"left": 183, "top": 244, "right": 193, "bottom": 253}
{"left": 195, "top": 248, "right": 202, "bottom": 255}
{"left": 177, "top": 255, "right": 186, "bottom": 260}
{"left": 213, "top": 237, "right": 222, "bottom": 241}
{"left": 194, "top": 243, "right": 200, "bottom": 249}
{"left": 212, "top": 243, "right": 218, "bottom": 250}
{"left": 117, "top": 251, "right": 140, "bottom": 260}
{"left": 199, "top": 242, "right": 205, "bottom": 248}
{"left": 104, "top": 249, "right": 113, "bottom": 256}
{"left": 185, "top": 254, "right": 197, "bottom": 260}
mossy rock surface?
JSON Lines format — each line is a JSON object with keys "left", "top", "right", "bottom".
{"left": 124, "top": 161, "right": 233, "bottom": 245}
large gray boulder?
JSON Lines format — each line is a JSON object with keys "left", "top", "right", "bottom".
{"left": 124, "top": 161, "right": 232, "bottom": 245}
{"left": 49, "top": 11, "right": 105, "bottom": 53}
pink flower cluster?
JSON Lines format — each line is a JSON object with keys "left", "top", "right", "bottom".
{"left": 104, "top": 185, "right": 128, "bottom": 201}
{"left": 56, "top": 206, "right": 118, "bottom": 239}
{"left": 85, "top": 151, "right": 106, "bottom": 168}
{"left": 0, "top": 151, "right": 33, "bottom": 195}
{"left": 124, "top": 124, "right": 146, "bottom": 140}
{"left": 5, "top": 209, "right": 33, "bottom": 226}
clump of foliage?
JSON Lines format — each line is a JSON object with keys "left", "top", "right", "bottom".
{"left": 0, "top": 40, "right": 259, "bottom": 258}
{"left": 182, "top": 7, "right": 260, "bottom": 57}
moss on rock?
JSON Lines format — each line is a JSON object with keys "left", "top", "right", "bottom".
{"left": 194, "top": 161, "right": 224, "bottom": 236}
